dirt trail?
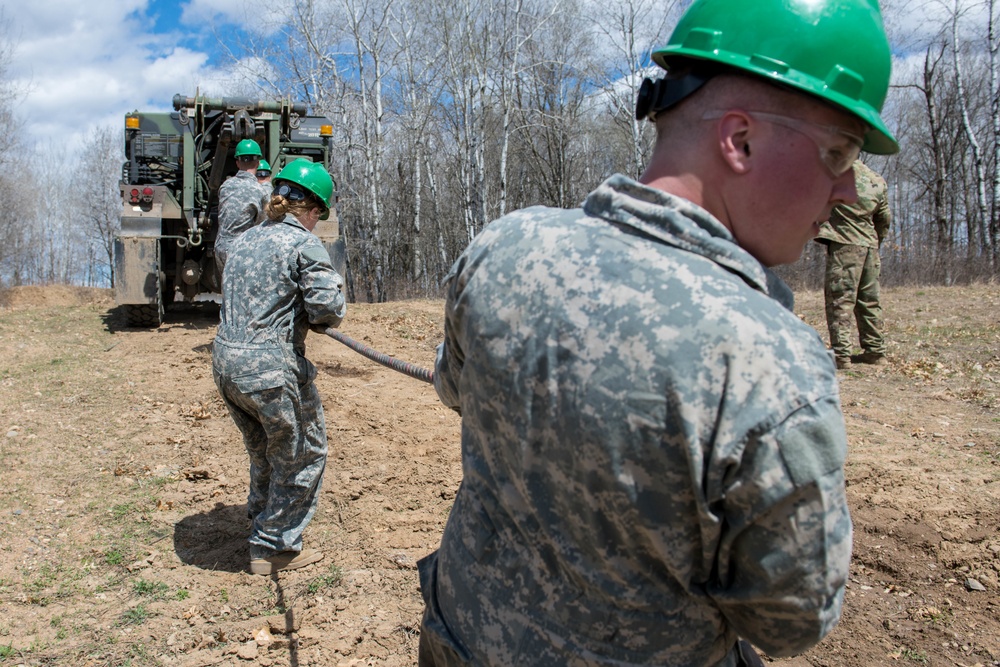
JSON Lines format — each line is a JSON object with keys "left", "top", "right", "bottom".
{"left": 0, "top": 284, "right": 997, "bottom": 667}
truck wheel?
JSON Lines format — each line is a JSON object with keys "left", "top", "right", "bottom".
{"left": 123, "top": 297, "right": 163, "bottom": 328}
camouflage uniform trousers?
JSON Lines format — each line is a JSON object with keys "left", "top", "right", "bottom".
{"left": 213, "top": 370, "right": 328, "bottom": 555}
{"left": 824, "top": 241, "right": 885, "bottom": 360}
{"left": 417, "top": 549, "right": 764, "bottom": 667}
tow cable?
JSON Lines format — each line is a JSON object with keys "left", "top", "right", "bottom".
{"left": 321, "top": 328, "right": 434, "bottom": 385}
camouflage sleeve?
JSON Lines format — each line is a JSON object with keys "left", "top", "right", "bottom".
{"left": 257, "top": 184, "right": 269, "bottom": 223}
{"left": 296, "top": 238, "right": 346, "bottom": 328}
{"left": 433, "top": 262, "right": 465, "bottom": 411}
{"left": 873, "top": 187, "right": 891, "bottom": 246}
{"left": 709, "top": 394, "right": 852, "bottom": 657}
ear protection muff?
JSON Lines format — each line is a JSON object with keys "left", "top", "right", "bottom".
{"left": 635, "top": 66, "right": 717, "bottom": 121}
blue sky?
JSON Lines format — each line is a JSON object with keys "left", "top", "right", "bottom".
{"left": 147, "top": 0, "right": 186, "bottom": 36}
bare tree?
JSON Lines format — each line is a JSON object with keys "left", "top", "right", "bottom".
{"left": 387, "top": 0, "right": 447, "bottom": 290}
{"left": 341, "top": 0, "right": 396, "bottom": 301}
{"left": 78, "top": 126, "right": 124, "bottom": 288}
{"left": 950, "top": 0, "right": 993, "bottom": 265}
{"left": 0, "top": 9, "right": 33, "bottom": 287}
{"left": 427, "top": 0, "right": 500, "bottom": 242}
{"left": 986, "top": 0, "right": 999, "bottom": 260}
{"left": 208, "top": 0, "right": 1000, "bottom": 296}
{"left": 0, "top": 175, "right": 40, "bottom": 287}
{"left": 513, "top": 1, "right": 597, "bottom": 208}
{"left": 0, "top": 9, "right": 20, "bottom": 173}
{"left": 586, "top": 0, "right": 678, "bottom": 178}
{"left": 920, "top": 45, "right": 952, "bottom": 254}
{"left": 28, "top": 145, "right": 85, "bottom": 284}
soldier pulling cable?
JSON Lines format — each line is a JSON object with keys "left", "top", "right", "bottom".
{"left": 321, "top": 329, "right": 434, "bottom": 385}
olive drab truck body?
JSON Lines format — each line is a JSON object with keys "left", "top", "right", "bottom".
{"left": 115, "top": 93, "right": 347, "bottom": 327}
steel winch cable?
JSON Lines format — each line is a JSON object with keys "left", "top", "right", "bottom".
{"left": 321, "top": 328, "right": 435, "bottom": 385}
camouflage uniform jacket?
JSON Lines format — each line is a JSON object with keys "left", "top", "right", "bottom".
{"left": 214, "top": 214, "right": 345, "bottom": 386}
{"left": 816, "top": 161, "right": 891, "bottom": 249}
{"left": 216, "top": 171, "right": 270, "bottom": 261}
{"left": 427, "top": 174, "right": 852, "bottom": 666}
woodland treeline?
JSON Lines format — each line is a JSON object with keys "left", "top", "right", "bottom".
{"left": 0, "top": 0, "right": 998, "bottom": 301}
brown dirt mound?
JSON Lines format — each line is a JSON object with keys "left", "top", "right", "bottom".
{"left": 0, "top": 284, "right": 114, "bottom": 308}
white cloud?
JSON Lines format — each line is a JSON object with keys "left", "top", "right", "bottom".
{"left": 5, "top": 0, "right": 243, "bottom": 153}
{"left": 180, "top": 0, "right": 292, "bottom": 34}
{"left": 180, "top": 0, "right": 252, "bottom": 26}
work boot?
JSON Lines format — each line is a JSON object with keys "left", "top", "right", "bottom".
{"left": 835, "top": 356, "right": 852, "bottom": 370}
{"left": 250, "top": 548, "right": 324, "bottom": 575}
{"left": 853, "top": 352, "right": 888, "bottom": 366}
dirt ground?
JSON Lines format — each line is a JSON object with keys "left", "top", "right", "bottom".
{"left": 0, "top": 283, "right": 997, "bottom": 667}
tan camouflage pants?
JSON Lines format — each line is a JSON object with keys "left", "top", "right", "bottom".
{"left": 824, "top": 242, "right": 885, "bottom": 360}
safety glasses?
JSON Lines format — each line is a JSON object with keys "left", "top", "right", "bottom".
{"left": 256, "top": 171, "right": 270, "bottom": 179}
{"left": 702, "top": 110, "right": 863, "bottom": 177}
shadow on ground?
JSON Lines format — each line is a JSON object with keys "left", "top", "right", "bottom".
{"left": 174, "top": 502, "right": 250, "bottom": 573}
{"left": 102, "top": 301, "right": 221, "bottom": 334}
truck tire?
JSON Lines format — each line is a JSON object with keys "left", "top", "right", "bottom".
{"left": 122, "top": 293, "right": 163, "bottom": 328}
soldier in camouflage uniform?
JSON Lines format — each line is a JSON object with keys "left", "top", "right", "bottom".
{"left": 257, "top": 159, "right": 274, "bottom": 198}
{"left": 212, "top": 159, "right": 345, "bottom": 575}
{"left": 215, "top": 139, "right": 270, "bottom": 278}
{"left": 816, "top": 160, "right": 892, "bottom": 369}
{"left": 418, "top": 0, "right": 899, "bottom": 665}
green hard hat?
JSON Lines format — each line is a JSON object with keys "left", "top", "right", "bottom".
{"left": 274, "top": 159, "right": 334, "bottom": 220}
{"left": 652, "top": 0, "right": 898, "bottom": 155}
{"left": 234, "top": 139, "right": 262, "bottom": 158}
{"left": 258, "top": 159, "right": 271, "bottom": 173}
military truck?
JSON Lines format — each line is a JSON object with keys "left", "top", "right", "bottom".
{"left": 115, "top": 93, "right": 346, "bottom": 327}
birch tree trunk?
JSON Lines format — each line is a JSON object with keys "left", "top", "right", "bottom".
{"left": 344, "top": 0, "right": 391, "bottom": 300}
{"left": 389, "top": 0, "right": 445, "bottom": 289}
{"left": 988, "top": 0, "right": 999, "bottom": 261}
{"left": 432, "top": 0, "right": 495, "bottom": 242}
{"left": 951, "top": 0, "right": 992, "bottom": 264}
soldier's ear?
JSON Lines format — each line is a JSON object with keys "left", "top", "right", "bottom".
{"left": 716, "top": 113, "right": 753, "bottom": 175}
